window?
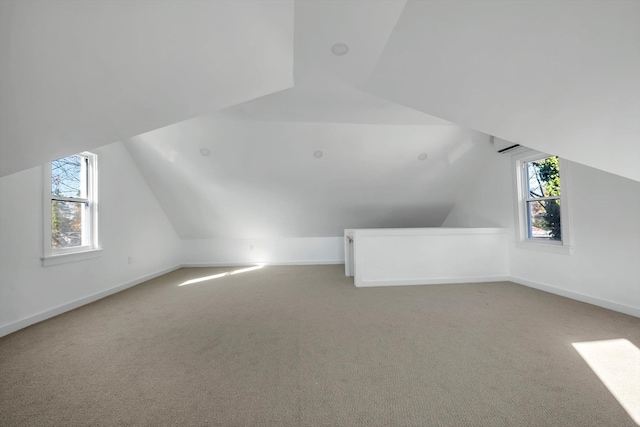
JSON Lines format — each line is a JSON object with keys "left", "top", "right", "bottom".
{"left": 513, "top": 150, "right": 571, "bottom": 254}
{"left": 43, "top": 152, "right": 100, "bottom": 266}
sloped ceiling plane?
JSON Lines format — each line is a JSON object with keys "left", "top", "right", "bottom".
{"left": 1, "top": 0, "right": 638, "bottom": 238}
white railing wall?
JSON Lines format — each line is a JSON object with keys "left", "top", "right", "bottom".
{"left": 345, "top": 228, "right": 508, "bottom": 287}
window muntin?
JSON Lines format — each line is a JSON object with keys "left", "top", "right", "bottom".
{"left": 46, "top": 152, "right": 98, "bottom": 256}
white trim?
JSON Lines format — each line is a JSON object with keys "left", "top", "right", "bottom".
{"left": 350, "top": 227, "right": 505, "bottom": 237}
{"left": 0, "top": 261, "right": 345, "bottom": 337}
{"left": 511, "top": 149, "right": 572, "bottom": 254}
{"left": 0, "top": 265, "right": 182, "bottom": 338}
{"left": 344, "top": 231, "right": 354, "bottom": 277}
{"left": 355, "top": 276, "right": 509, "bottom": 288}
{"left": 44, "top": 152, "right": 100, "bottom": 262}
{"left": 515, "top": 241, "right": 572, "bottom": 255}
{"left": 42, "top": 248, "right": 104, "bottom": 267}
{"left": 42, "top": 162, "right": 52, "bottom": 256}
{"left": 509, "top": 276, "right": 640, "bottom": 318}
{"left": 3, "top": 265, "right": 637, "bottom": 338}
{"left": 182, "top": 260, "right": 344, "bottom": 268}
{"left": 87, "top": 151, "right": 99, "bottom": 249}
{"left": 558, "top": 158, "right": 572, "bottom": 248}
{"left": 348, "top": 274, "right": 639, "bottom": 318}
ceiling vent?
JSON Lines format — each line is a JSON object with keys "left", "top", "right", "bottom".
{"left": 491, "top": 136, "right": 521, "bottom": 154}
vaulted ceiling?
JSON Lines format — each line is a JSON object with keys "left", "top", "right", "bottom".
{"left": 1, "top": 1, "right": 638, "bottom": 238}
{"left": 365, "top": 0, "right": 640, "bottom": 182}
{"left": 126, "top": 115, "right": 490, "bottom": 238}
{"left": 0, "top": 0, "right": 294, "bottom": 177}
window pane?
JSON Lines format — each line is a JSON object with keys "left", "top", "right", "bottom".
{"left": 52, "top": 200, "right": 85, "bottom": 248}
{"left": 527, "top": 199, "right": 561, "bottom": 241}
{"left": 52, "top": 155, "right": 87, "bottom": 198}
{"left": 527, "top": 156, "right": 560, "bottom": 198}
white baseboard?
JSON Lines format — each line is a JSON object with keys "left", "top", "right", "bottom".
{"left": 0, "top": 261, "right": 344, "bottom": 337}
{"left": 4, "top": 267, "right": 636, "bottom": 339}
{"left": 182, "top": 260, "right": 345, "bottom": 267}
{"left": 0, "top": 265, "right": 182, "bottom": 338}
{"left": 509, "top": 276, "right": 640, "bottom": 318}
{"left": 355, "top": 276, "right": 509, "bottom": 288}
{"left": 355, "top": 276, "right": 640, "bottom": 318}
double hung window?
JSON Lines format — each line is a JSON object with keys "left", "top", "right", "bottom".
{"left": 514, "top": 151, "right": 571, "bottom": 254}
{"left": 43, "top": 152, "right": 100, "bottom": 265}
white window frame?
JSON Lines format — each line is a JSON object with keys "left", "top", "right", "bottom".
{"left": 512, "top": 149, "right": 572, "bottom": 255}
{"left": 42, "top": 152, "right": 101, "bottom": 266}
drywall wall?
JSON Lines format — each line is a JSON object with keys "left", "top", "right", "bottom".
{"left": 126, "top": 117, "right": 495, "bottom": 239}
{"left": 181, "top": 238, "right": 344, "bottom": 266}
{"left": 366, "top": 0, "right": 640, "bottom": 182}
{"left": 508, "top": 161, "right": 640, "bottom": 316}
{"left": 348, "top": 227, "right": 508, "bottom": 287}
{"left": 442, "top": 153, "right": 513, "bottom": 229}
{"left": 444, "top": 151, "right": 640, "bottom": 316}
{"left": 0, "top": 141, "right": 182, "bottom": 336}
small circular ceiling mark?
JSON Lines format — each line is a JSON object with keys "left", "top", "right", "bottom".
{"left": 314, "top": 150, "right": 324, "bottom": 159}
{"left": 200, "top": 148, "right": 211, "bottom": 157}
{"left": 418, "top": 153, "right": 428, "bottom": 161}
{"left": 331, "top": 43, "right": 349, "bottom": 56}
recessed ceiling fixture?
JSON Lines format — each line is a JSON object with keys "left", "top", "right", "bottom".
{"left": 331, "top": 43, "right": 349, "bottom": 56}
{"left": 200, "top": 148, "right": 211, "bottom": 157}
{"left": 313, "top": 150, "right": 323, "bottom": 159}
{"left": 418, "top": 153, "right": 428, "bottom": 161}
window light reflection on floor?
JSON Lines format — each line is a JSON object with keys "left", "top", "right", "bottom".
{"left": 572, "top": 338, "right": 640, "bottom": 425}
{"left": 178, "top": 264, "right": 266, "bottom": 287}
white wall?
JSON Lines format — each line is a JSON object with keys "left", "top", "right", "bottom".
{"left": 0, "top": 141, "right": 182, "bottom": 336}
{"left": 3, "top": 139, "right": 636, "bottom": 339}
{"left": 509, "top": 162, "right": 640, "bottom": 316}
{"left": 126, "top": 118, "right": 492, "bottom": 239}
{"left": 444, "top": 152, "right": 640, "bottom": 317}
{"left": 441, "top": 153, "right": 513, "bottom": 229}
{"left": 349, "top": 227, "right": 508, "bottom": 287}
{"left": 182, "top": 237, "right": 344, "bottom": 266}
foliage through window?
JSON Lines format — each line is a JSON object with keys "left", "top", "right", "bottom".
{"left": 524, "top": 156, "right": 561, "bottom": 241}
{"left": 514, "top": 150, "right": 570, "bottom": 253}
{"left": 49, "top": 152, "right": 98, "bottom": 253}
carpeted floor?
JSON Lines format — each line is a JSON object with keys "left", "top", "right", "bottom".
{"left": 1, "top": 264, "right": 638, "bottom": 426}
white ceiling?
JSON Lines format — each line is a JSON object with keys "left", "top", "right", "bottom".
{"left": 126, "top": 117, "right": 492, "bottom": 238}
{"left": 1, "top": 0, "right": 637, "bottom": 239}
{"left": 365, "top": 0, "right": 640, "bottom": 182}
{"left": 293, "top": 0, "right": 406, "bottom": 87}
{"left": 218, "top": 80, "right": 452, "bottom": 126}
{"left": 0, "top": 0, "right": 294, "bottom": 177}
{"left": 123, "top": 0, "right": 480, "bottom": 239}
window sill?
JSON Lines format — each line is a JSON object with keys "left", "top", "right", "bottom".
{"left": 42, "top": 248, "right": 103, "bottom": 267}
{"left": 516, "top": 241, "right": 572, "bottom": 255}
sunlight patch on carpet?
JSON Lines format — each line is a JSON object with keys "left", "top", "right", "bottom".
{"left": 573, "top": 338, "right": 640, "bottom": 425}
{"left": 179, "top": 264, "right": 266, "bottom": 287}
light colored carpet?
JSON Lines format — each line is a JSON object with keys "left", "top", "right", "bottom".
{"left": 1, "top": 264, "right": 638, "bottom": 426}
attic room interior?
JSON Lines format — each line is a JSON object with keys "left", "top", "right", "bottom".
{"left": 0, "top": 1, "right": 639, "bottom": 426}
